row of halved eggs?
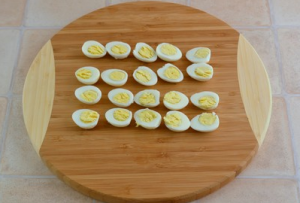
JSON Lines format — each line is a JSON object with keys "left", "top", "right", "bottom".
{"left": 82, "top": 41, "right": 211, "bottom": 63}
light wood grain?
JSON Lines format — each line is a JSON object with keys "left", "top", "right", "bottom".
{"left": 237, "top": 34, "right": 272, "bottom": 146}
{"left": 23, "top": 40, "right": 55, "bottom": 154}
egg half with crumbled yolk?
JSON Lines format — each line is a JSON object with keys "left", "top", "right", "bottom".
{"left": 105, "top": 108, "right": 132, "bottom": 127}
{"left": 186, "top": 63, "right": 214, "bottom": 81}
{"left": 134, "top": 89, "right": 160, "bottom": 108}
{"left": 186, "top": 47, "right": 211, "bottom": 63}
{"left": 75, "top": 66, "right": 100, "bottom": 85}
{"left": 133, "top": 66, "right": 158, "bottom": 86}
{"left": 75, "top": 85, "right": 102, "bottom": 105}
{"left": 72, "top": 109, "right": 100, "bottom": 129}
{"left": 163, "top": 91, "right": 189, "bottom": 110}
{"left": 134, "top": 108, "right": 162, "bottom": 129}
{"left": 106, "top": 41, "right": 131, "bottom": 59}
{"left": 101, "top": 69, "right": 128, "bottom": 87}
{"left": 108, "top": 88, "right": 134, "bottom": 107}
{"left": 133, "top": 42, "right": 157, "bottom": 63}
{"left": 156, "top": 43, "right": 182, "bottom": 62}
{"left": 157, "top": 63, "right": 184, "bottom": 83}
{"left": 163, "top": 111, "right": 190, "bottom": 132}
{"left": 191, "top": 112, "right": 219, "bottom": 132}
{"left": 82, "top": 40, "right": 106, "bottom": 58}
{"left": 191, "top": 91, "right": 219, "bottom": 110}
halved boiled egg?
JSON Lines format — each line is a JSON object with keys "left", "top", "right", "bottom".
{"left": 157, "top": 63, "right": 184, "bottom": 83}
{"left": 106, "top": 41, "right": 131, "bottom": 59}
{"left": 186, "top": 47, "right": 211, "bottom": 63}
{"left": 163, "top": 111, "right": 190, "bottom": 132}
{"left": 133, "top": 42, "right": 157, "bottom": 62}
{"left": 186, "top": 63, "right": 214, "bottom": 81}
{"left": 163, "top": 91, "right": 189, "bottom": 110}
{"left": 72, "top": 109, "right": 100, "bottom": 129}
{"left": 101, "top": 69, "right": 128, "bottom": 87}
{"left": 133, "top": 66, "right": 157, "bottom": 86}
{"left": 134, "top": 108, "right": 162, "bottom": 129}
{"left": 191, "top": 112, "right": 219, "bottom": 132}
{"left": 191, "top": 91, "right": 219, "bottom": 110}
{"left": 156, "top": 43, "right": 182, "bottom": 62}
{"left": 75, "top": 66, "right": 100, "bottom": 85}
{"left": 75, "top": 85, "right": 102, "bottom": 105}
{"left": 108, "top": 88, "right": 134, "bottom": 107}
{"left": 105, "top": 108, "right": 132, "bottom": 127}
{"left": 134, "top": 89, "right": 160, "bottom": 108}
{"left": 82, "top": 40, "right": 106, "bottom": 58}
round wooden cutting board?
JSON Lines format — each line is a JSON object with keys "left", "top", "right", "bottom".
{"left": 23, "top": 2, "right": 272, "bottom": 203}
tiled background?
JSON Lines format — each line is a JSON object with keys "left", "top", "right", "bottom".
{"left": 0, "top": 0, "right": 299, "bottom": 202}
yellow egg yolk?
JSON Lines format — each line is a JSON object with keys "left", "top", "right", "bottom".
{"left": 111, "top": 44, "right": 128, "bottom": 54}
{"left": 199, "top": 113, "right": 216, "bottom": 125}
{"left": 138, "top": 46, "right": 155, "bottom": 59}
{"left": 195, "top": 67, "right": 212, "bottom": 78}
{"left": 113, "top": 93, "right": 130, "bottom": 103}
{"left": 163, "top": 113, "right": 182, "bottom": 127}
{"left": 109, "top": 71, "right": 125, "bottom": 81}
{"left": 194, "top": 48, "right": 210, "bottom": 58}
{"left": 80, "top": 110, "right": 99, "bottom": 123}
{"left": 164, "top": 91, "right": 181, "bottom": 104}
{"left": 88, "top": 45, "right": 104, "bottom": 55}
{"left": 80, "top": 90, "right": 98, "bottom": 102}
{"left": 161, "top": 44, "right": 177, "bottom": 56}
{"left": 164, "top": 66, "right": 180, "bottom": 79}
{"left": 139, "top": 110, "right": 157, "bottom": 122}
{"left": 199, "top": 96, "right": 216, "bottom": 109}
{"left": 113, "top": 109, "right": 130, "bottom": 121}
{"left": 77, "top": 69, "right": 92, "bottom": 79}
{"left": 139, "top": 92, "right": 156, "bottom": 105}
{"left": 135, "top": 70, "right": 151, "bottom": 82}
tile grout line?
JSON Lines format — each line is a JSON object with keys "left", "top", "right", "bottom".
{"left": 237, "top": 175, "right": 296, "bottom": 180}
{"left": 1, "top": 174, "right": 56, "bottom": 179}
{"left": 187, "top": 0, "right": 191, "bottom": 6}
{"left": 106, "top": 0, "right": 110, "bottom": 6}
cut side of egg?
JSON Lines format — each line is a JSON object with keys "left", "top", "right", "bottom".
{"left": 157, "top": 63, "right": 184, "bottom": 83}
{"left": 156, "top": 43, "right": 182, "bottom": 62}
{"left": 75, "top": 66, "right": 100, "bottom": 85}
{"left": 191, "top": 91, "right": 219, "bottom": 110}
{"left": 105, "top": 108, "right": 132, "bottom": 127}
{"left": 101, "top": 69, "right": 128, "bottom": 87}
{"left": 133, "top": 66, "right": 158, "bottom": 86}
{"left": 133, "top": 42, "right": 157, "bottom": 62}
{"left": 72, "top": 109, "right": 100, "bottom": 129}
{"left": 82, "top": 40, "right": 107, "bottom": 58}
{"left": 163, "top": 111, "right": 190, "bottom": 132}
{"left": 108, "top": 88, "right": 134, "bottom": 107}
{"left": 163, "top": 91, "right": 189, "bottom": 110}
{"left": 134, "top": 108, "right": 162, "bottom": 129}
{"left": 186, "top": 63, "right": 214, "bottom": 81}
{"left": 134, "top": 89, "right": 160, "bottom": 108}
{"left": 191, "top": 112, "right": 219, "bottom": 132}
{"left": 106, "top": 41, "right": 131, "bottom": 59}
{"left": 75, "top": 86, "right": 102, "bottom": 105}
{"left": 186, "top": 47, "right": 211, "bottom": 63}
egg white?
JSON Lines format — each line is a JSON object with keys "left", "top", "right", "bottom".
{"left": 157, "top": 63, "right": 184, "bottom": 83}
{"left": 108, "top": 88, "right": 134, "bottom": 107}
{"left": 106, "top": 41, "right": 131, "bottom": 59}
{"left": 133, "top": 42, "right": 157, "bottom": 62}
{"left": 72, "top": 109, "right": 100, "bottom": 129}
{"left": 163, "top": 91, "right": 189, "bottom": 110}
{"left": 82, "top": 40, "right": 106, "bottom": 58}
{"left": 75, "top": 66, "right": 100, "bottom": 85}
{"left": 133, "top": 66, "right": 158, "bottom": 86}
{"left": 191, "top": 112, "right": 219, "bottom": 132}
{"left": 134, "top": 108, "right": 162, "bottom": 129}
{"left": 105, "top": 108, "right": 132, "bottom": 127}
{"left": 156, "top": 43, "right": 182, "bottom": 62}
{"left": 186, "top": 47, "right": 211, "bottom": 63}
{"left": 186, "top": 63, "right": 214, "bottom": 81}
{"left": 75, "top": 85, "right": 102, "bottom": 105}
{"left": 163, "top": 111, "right": 190, "bottom": 132}
{"left": 190, "top": 91, "right": 219, "bottom": 110}
{"left": 101, "top": 69, "right": 128, "bottom": 87}
{"left": 134, "top": 89, "right": 160, "bottom": 108}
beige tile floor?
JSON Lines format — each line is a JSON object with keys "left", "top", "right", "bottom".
{"left": 0, "top": 0, "right": 299, "bottom": 202}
